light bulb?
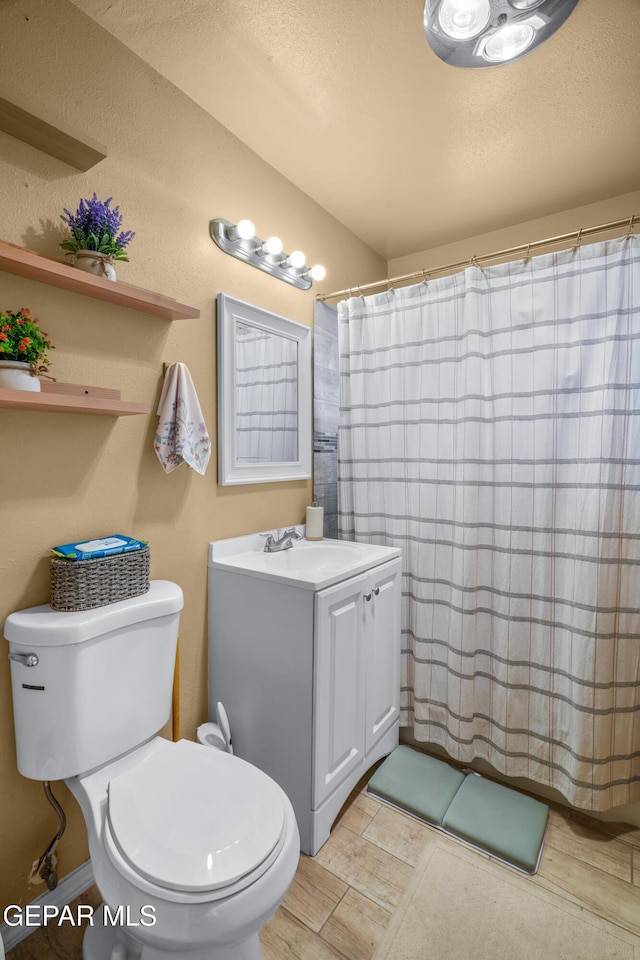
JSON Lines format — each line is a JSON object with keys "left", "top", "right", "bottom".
{"left": 287, "top": 250, "right": 306, "bottom": 269}
{"left": 437, "top": 0, "right": 491, "bottom": 40}
{"left": 483, "top": 22, "right": 536, "bottom": 61}
{"left": 509, "top": 0, "right": 544, "bottom": 8}
{"left": 257, "top": 236, "right": 283, "bottom": 257}
{"left": 310, "top": 264, "right": 326, "bottom": 281}
{"left": 235, "top": 219, "right": 255, "bottom": 240}
{"left": 226, "top": 219, "right": 255, "bottom": 242}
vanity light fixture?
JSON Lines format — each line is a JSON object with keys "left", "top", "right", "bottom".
{"left": 210, "top": 218, "right": 326, "bottom": 290}
{"left": 423, "top": 0, "right": 581, "bottom": 68}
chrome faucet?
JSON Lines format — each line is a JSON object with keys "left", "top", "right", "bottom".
{"left": 261, "top": 527, "right": 303, "bottom": 553}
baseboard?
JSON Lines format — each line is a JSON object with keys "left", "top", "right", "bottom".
{"left": 0, "top": 860, "right": 94, "bottom": 952}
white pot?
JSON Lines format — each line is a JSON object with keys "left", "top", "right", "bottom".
{"left": 73, "top": 250, "right": 117, "bottom": 281}
{"left": 0, "top": 359, "right": 41, "bottom": 392}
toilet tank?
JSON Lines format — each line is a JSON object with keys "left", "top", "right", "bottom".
{"left": 4, "top": 580, "right": 183, "bottom": 781}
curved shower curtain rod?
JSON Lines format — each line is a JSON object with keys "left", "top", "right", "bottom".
{"left": 316, "top": 213, "right": 638, "bottom": 303}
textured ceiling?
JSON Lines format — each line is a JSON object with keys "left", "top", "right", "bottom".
{"left": 70, "top": 0, "right": 640, "bottom": 260}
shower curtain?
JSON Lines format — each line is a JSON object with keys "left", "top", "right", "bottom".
{"left": 338, "top": 235, "right": 640, "bottom": 810}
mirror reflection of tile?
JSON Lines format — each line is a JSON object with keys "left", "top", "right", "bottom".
{"left": 313, "top": 302, "right": 339, "bottom": 539}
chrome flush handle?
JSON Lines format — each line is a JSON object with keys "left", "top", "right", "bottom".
{"left": 8, "top": 651, "right": 39, "bottom": 667}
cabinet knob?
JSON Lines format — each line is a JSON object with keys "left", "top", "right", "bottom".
{"left": 374, "top": 587, "right": 380, "bottom": 596}
{"left": 364, "top": 592, "right": 372, "bottom": 601}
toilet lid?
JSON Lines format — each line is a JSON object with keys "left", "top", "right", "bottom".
{"left": 107, "top": 739, "right": 286, "bottom": 893}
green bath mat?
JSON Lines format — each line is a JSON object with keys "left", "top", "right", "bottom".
{"left": 368, "top": 747, "right": 548, "bottom": 874}
{"left": 367, "top": 745, "right": 466, "bottom": 826}
{"left": 442, "top": 771, "right": 549, "bottom": 874}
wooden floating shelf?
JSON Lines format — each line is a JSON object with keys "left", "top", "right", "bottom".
{"left": 0, "top": 381, "right": 150, "bottom": 417}
{"left": 0, "top": 240, "right": 200, "bottom": 321}
{"left": 0, "top": 95, "right": 107, "bottom": 171}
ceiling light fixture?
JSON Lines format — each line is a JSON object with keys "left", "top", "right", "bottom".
{"left": 424, "top": 0, "right": 581, "bottom": 68}
{"left": 210, "top": 219, "right": 326, "bottom": 290}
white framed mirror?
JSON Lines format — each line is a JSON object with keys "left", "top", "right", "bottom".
{"left": 217, "top": 293, "right": 312, "bottom": 485}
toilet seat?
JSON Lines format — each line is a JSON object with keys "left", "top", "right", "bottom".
{"left": 106, "top": 738, "right": 287, "bottom": 896}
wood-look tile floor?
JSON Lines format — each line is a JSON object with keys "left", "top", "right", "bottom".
{"left": 8, "top": 779, "right": 640, "bottom": 960}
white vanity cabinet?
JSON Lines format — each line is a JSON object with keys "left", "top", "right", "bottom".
{"left": 208, "top": 533, "right": 401, "bottom": 855}
{"left": 313, "top": 561, "right": 401, "bottom": 810}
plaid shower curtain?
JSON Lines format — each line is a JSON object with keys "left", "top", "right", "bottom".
{"left": 338, "top": 235, "right": 640, "bottom": 810}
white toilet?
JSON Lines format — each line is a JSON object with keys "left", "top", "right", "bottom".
{"left": 4, "top": 580, "right": 299, "bottom": 960}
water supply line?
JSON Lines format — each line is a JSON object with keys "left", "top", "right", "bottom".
{"left": 34, "top": 781, "right": 66, "bottom": 890}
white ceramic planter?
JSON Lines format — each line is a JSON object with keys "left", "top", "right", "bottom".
{"left": 0, "top": 359, "right": 41, "bottom": 392}
{"left": 73, "top": 250, "right": 117, "bottom": 281}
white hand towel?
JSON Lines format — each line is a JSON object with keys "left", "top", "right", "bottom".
{"left": 154, "top": 362, "right": 211, "bottom": 475}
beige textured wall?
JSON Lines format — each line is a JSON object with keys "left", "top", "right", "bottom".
{"left": 0, "top": 0, "right": 386, "bottom": 911}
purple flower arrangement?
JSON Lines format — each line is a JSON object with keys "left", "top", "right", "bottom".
{"left": 60, "top": 194, "right": 135, "bottom": 261}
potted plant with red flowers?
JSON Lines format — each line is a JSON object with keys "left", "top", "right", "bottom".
{"left": 60, "top": 193, "right": 135, "bottom": 281}
{"left": 0, "top": 308, "right": 54, "bottom": 392}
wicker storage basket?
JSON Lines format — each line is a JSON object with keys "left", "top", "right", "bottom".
{"left": 50, "top": 546, "right": 150, "bottom": 612}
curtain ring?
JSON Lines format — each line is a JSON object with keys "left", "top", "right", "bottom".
{"left": 573, "top": 227, "right": 583, "bottom": 251}
{"left": 524, "top": 242, "right": 531, "bottom": 263}
{"left": 628, "top": 215, "right": 636, "bottom": 237}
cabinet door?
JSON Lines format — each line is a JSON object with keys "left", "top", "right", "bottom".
{"left": 313, "top": 572, "right": 367, "bottom": 808}
{"left": 365, "top": 558, "right": 401, "bottom": 754}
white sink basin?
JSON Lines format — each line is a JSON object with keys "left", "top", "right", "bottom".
{"left": 209, "top": 532, "right": 400, "bottom": 590}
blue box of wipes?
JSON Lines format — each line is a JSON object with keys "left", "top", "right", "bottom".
{"left": 52, "top": 535, "right": 147, "bottom": 561}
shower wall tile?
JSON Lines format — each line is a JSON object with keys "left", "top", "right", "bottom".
{"left": 314, "top": 332, "right": 340, "bottom": 404}
{"left": 313, "top": 302, "right": 339, "bottom": 539}
{"left": 314, "top": 398, "right": 339, "bottom": 443}
{"left": 315, "top": 440, "right": 338, "bottom": 539}
{"left": 315, "top": 447, "right": 338, "bottom": 485}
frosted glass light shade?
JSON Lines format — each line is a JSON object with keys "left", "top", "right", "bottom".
{"left": 483, "top": 22, "right": 535, "bottom": 61}
{"left": 423, "top": 0, "right": 581, "bottom": 68}
{"left": 438, "top": 0, "right": 491, "bottom": 40}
